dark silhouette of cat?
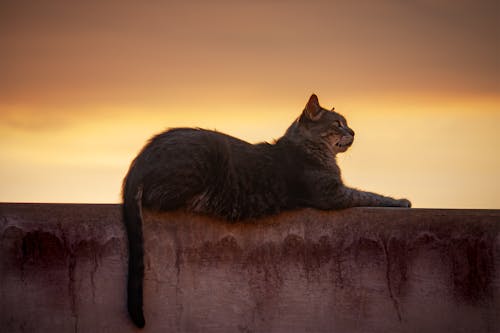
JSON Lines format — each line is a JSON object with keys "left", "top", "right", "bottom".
{"left": 122, "top": 94, "right": 411, "bottom": 328}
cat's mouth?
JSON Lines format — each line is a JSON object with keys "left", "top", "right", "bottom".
{"left": 334, "top": 137, "right": 354, "bottom": 152}
{"left": 335, "top": 142, "right": 352, "bottom": 148}
{"left": 329, "top": 135, "right": 353, "bottom": 152}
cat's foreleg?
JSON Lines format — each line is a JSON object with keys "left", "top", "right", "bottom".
{"left": 332, "top": 186, "right": 411, "bottom": 208}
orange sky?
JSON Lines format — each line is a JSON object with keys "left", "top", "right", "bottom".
{"left": 1, "top": 0, "right": 499, "bottom": 208}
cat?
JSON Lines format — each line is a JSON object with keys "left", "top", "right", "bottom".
{"left": 122, "top": 94, "right": 411, "bottom": 328}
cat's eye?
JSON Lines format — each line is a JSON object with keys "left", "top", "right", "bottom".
{"left": 334, "top": 121, "right": 342, "bottom": 127}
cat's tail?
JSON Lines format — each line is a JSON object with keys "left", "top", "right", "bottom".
{"left": 122, "top": 178, "right": 146, "bottom": 328}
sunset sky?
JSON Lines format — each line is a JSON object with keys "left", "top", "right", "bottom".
{"left": 1, "top": 0, "right": 499, "bottom": 208}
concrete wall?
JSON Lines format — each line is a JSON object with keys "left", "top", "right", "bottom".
{"left": 0, "top": 203, "right": 499, "bottom": 333}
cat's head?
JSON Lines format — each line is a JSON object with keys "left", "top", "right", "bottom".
{"left": 285, "top": 94, "right": 355, "bottom": 155}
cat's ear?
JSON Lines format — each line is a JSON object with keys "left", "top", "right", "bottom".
{"left": 304, "top": 94, "right": 324, "bottom": 121}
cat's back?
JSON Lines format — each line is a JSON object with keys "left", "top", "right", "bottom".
{"left": 133, "top": 127, "right": 266, "bottom": 175}
{"left": 149, "top": 127, "right": 253, "bottom": 151}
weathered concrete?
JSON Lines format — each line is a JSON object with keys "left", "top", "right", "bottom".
{"left": 0, "top": 203, "right": 499, "bottom": 333}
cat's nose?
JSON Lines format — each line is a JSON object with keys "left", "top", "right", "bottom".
{"left": 348, "top": 128, "right": 355, "bottom": 136}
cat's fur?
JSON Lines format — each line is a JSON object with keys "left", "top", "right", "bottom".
{"left": 122, "top": 94, "right": 411, "bottom": 328}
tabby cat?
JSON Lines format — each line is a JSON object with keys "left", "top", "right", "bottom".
{"left": 122, "top": 94, "right": 411, "bottom": 327}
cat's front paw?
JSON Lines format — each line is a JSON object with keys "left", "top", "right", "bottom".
{"left": 397, "top": 199, "right": 412, "bottom": 208}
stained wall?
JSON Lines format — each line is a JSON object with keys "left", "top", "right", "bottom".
{"left": 0, "top": 204, "right": 499, "bottom": 332}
